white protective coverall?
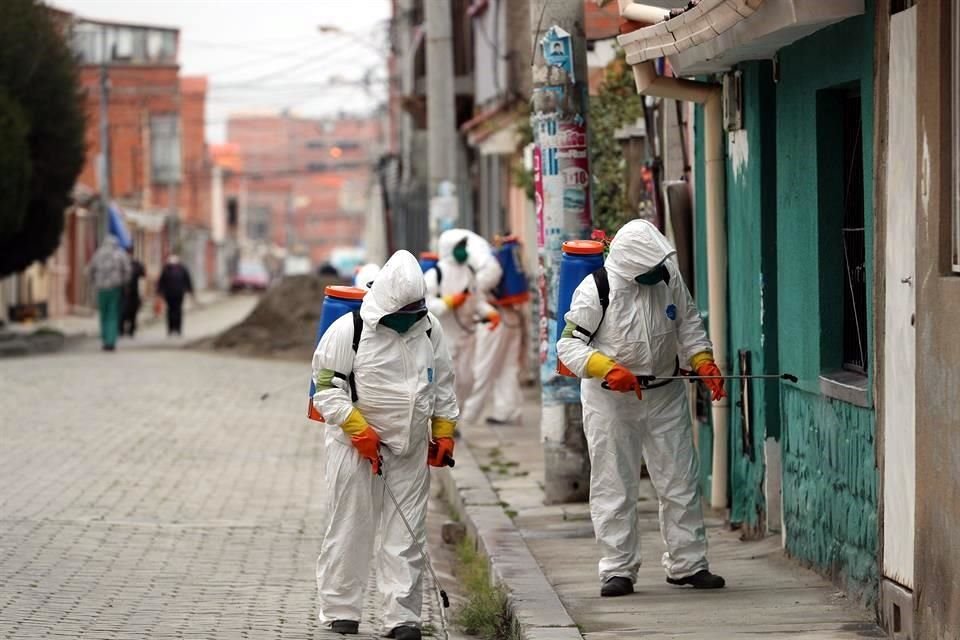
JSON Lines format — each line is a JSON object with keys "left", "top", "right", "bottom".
{"left": 353, "top": 263, "right": 380, "bottom": 290}
{"left": 556, "top": 219, "right": 714, "bottom": 583}
{"left": 312, "top": 250, "right": 458, "bottom": 631}
{"left": 425, "top": 229, "right": 498, "bottom": 407}
{"left": 459, "top": 232, "right": 522, "bottom": 425}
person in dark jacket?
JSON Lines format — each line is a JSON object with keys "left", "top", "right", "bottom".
{"left": 157, "top": 254, "right": 194, "bottom": 336}
{"left": 120, "top": 246, "right": 146, "bottom": 337}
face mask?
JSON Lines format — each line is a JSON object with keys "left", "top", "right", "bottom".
{"left": 453, "top": 242, "right": 469, "bottom": 264}
{"left": 635, "top": 262, "right": 670, "bottom": 286}
{"left": 380, "top": 310, "right": 426, "bottom": 334}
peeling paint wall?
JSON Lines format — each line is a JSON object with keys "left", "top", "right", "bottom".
{"left": 781, "top": 386, "right": 878, "bottom": 602}
{"left": 775, "top": 0, "right": 878, "bottom": 602}
{"left": 726, "top": 61, "right": 780, "bottom": 531}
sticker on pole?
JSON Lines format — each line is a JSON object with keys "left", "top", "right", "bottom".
{"left": 541, "top": 26, "right": 574, "bottom": 83}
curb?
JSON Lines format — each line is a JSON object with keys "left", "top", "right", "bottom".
{"left": 439, "top": 440, "right": 584, "bottom": 640}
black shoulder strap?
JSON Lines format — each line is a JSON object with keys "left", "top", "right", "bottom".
{"left": 351, "top": 310, "right": 362, "bottom": 353}
{"left": 589, "top": 267, "right": 610, "bottom": 345}
{"left": 349, "top": 311, "right": 362, "bottom": 402}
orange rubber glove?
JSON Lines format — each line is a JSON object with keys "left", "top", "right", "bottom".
{"left": 442, "top": 291, "right": 469, "bottom": 309}
{"left": 350, "top": 425, "right": 382, "bottom": 474}
{"left": 695, "top": 360, "right": 727, "bottom": 401}
{"left": 486, "top": 310, "right": 501, "bottom": 331}
{"left": 604, "top": 363, "right": 643, "bottom": 400}
{"left": 428, "top": 437, "right": 455, "bottom": 468}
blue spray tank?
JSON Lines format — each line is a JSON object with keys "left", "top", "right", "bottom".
{"left": 492, "top": 235, "right": 530, "bottom": 305}
{"left": 418, "top": 252, "right": 439, "bottom": 273}
{"left": 307, "top": 285, "right": 367, "bottom": 422}
{"left": 555, "top": 240, "right": 605, "bottom": 377}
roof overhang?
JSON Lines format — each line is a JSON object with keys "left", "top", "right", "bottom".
{"left": 617, "top": 0, "right": 863, "bottom": 75}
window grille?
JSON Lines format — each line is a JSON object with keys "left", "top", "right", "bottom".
{"left": 841, "top": 93, "right": 868, "bottom": 373}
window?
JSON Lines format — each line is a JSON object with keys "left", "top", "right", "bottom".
{"left": 817, "top": 85, "right": 870, "bottom": 400}
{"left": 150, "top": 114, "right": 181, "bottom": 184}
{"left": 840, "top": 92, "right": 868, "bottom": 373}
{"left": 953, "top": 0, "right": 960, "bottom": 272}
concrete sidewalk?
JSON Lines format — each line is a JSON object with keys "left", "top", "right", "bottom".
{"left": 451, "top": 386, "right": 884, "bottom": 640}
{"left": 1, "top": 289, "right": 231, "bottom": 349}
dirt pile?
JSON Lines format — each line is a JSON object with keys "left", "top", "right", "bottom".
{"left": 198, "top": 274, "right": 342, "bottom": 360}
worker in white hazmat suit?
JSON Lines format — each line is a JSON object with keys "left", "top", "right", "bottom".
{"left": 353, "top": 262, "right": 380, "bottom": 290}
{"left": 557, "top": 219, "right": 727, "bottom": 597}
{"left": 312, "top": 250, "right": 458, "bottom": 639}
{"left": 425, "top": 229, "right": 500, "bottom": 409}
{"left": 461, "top": 235, "right": 524, "bottom": 427}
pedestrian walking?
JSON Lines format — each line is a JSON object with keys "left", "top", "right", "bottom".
{"left": 557, "top": 219, "right": 727, "bottom": 597}
{"left": 311, "top": 250, "right": 458, "bottom": 639}
{"left": 424, "top": 229, "right": 500, "bottom": 410}
{"left": 85, "top": 236, "right": 132, "bottom": 352}
{"left": 120, "top": 246, "right": 145, "bottom": 337}
{"left": 156, "top": 254, "right": 194, "bottom": 336}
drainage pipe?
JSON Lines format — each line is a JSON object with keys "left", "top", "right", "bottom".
{"left": 631, "top": 61, "right": 730, "bottom": 509}
{"left": 617, "top": 0, "right": 671, "bottom": 24}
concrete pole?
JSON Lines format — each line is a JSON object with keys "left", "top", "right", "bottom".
{"left": 398, "top": 0, "right": 415, "bottom": 187}
{"left": 531, "top": 0, "right": 593, "bottom": 504}
{"left": 424, "top": 0, "right": 459, "bottom": 205}
{"left": 98, "top": 26, "right": 112, "bottom": 241}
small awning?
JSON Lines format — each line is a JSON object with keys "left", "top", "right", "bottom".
{"left": 107, "top": 202, "right": 133, "bottom": 249}
{"left": 618, "top": 0, "right": 863, "bottom": 75}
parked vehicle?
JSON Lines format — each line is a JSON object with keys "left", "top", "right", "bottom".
{"left": 230, "top": 260, "right": 270, "bottom": 292}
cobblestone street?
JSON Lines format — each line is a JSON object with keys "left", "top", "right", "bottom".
{"left": 0, "top": 313, "right": 447, "bottom": 639}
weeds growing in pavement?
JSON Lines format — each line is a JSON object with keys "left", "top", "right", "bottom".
{"left": 452, "top": 538, "right": 517, "bottom": 640}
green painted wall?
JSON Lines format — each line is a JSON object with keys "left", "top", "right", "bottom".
{"left": 726, "top": 61, "right": 780, "bottom": 529}
{"left": 781, "top": 386, "right": 878, "bottom": 601}
{"left": 775, "top": 1, "right": 878, "bottom": 602}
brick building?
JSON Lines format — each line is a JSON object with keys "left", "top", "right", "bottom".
{"left": 67, "top": 12, "right": 213, "bottom": 293}
{"left": 223, "top": 113, "right": 381, "bottom": 265}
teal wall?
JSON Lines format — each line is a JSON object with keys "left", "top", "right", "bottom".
{"left": 690, "top": 2, "right": 879, "bottom": 601}
{"left": 781, "top": 387, "right": 878, "bottom": 600}
{"left": 775, "top": 2, "right": 878, "bottom": 602}
{"left": 726, "top": 61, "right": 780, "bottom": 529}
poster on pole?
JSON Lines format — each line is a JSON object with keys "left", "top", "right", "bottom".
{"left": 541, "top": 26, "right": 574, "bottom": 83}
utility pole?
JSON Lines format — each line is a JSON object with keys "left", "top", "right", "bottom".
{"left": 98, "top": 26, "right": 112, "bottom": 240}
{"left": 530, "top": 0, "right": 593, "bottom": 503}
{"left": 424, "top": 0, "right": 460, "bottom": 235}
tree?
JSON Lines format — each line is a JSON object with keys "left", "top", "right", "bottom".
{"left": 589, "top": 54, "right": 644, "bottom": 235}
{"left": 0, "top": 0, "right": 86, "bottom": 278}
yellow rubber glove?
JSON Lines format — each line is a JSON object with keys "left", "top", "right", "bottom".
{"left": 431, "top": 416, "right": 456, "bottom": 439}
{"left": 690, "top": 350, "right": 714, "bottom": 372}
{"left": 442, "top": 292, "right": 469, "bottom": 310}
{"left": 585, "top": 352, "right": 617, "bottom": 379}
{"left": 340, "top": 408, "right": 369, "bottom": 436}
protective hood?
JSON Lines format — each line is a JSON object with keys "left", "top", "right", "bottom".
{"left": 605, "top": 219, "right": 677, "bottom": 280}
{"left": 437, "top": 228, "right": 471, "bottom": 260}
{"left": 354, "top": 263, "right": 380, "bottom": 290}
{"left": 360, "top": 250, "right": 426, "bottom": 328}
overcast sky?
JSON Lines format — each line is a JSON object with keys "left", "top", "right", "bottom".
{"left": 49, "top": 0, "right": 392, "bottom": 143}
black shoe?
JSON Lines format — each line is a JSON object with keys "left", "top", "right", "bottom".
{"left": 103, "top": 344, "right": 115, "bottom": 352}
{"left": 666, "top": 569, "right": 726, "bottom": 589}
{"left": 330, "top": 619, "right": 359, "bottom": 635}
{"left": 600, "top": 576, "right": 634, "bottom": 597}
{"left": 485, "top": 417, "right": 514, "bottom": 426}
{"left": 387, "top": 625, "right": 421, "bottom": 640}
